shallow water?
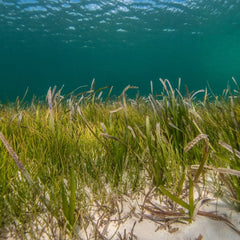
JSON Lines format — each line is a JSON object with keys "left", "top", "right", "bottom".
{"left": 0, "top": 0, "right": 240, "bottom": 101}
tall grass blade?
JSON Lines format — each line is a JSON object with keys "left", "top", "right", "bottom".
{"left": 184, "top": 134, "right": 209, "bottom": 182}
{"left": 184, "top": 134, "right": 208, "bottom": 153}
{"left": 159, "top": 78, "right": 169, "bottom": 96}
{"left": 219, "top": 140, "right": 240, "bottom": 159}
{"left": 158, "top": 185, "right": 189, "bottom": 210}
{"left": 121, "top": 85, "right": 138, "bottom": 110}
{"left": 188, "top": 176, "right": 194, "bottom": 223}
{"left": 19, "top": 87, "right": 29, "bottom": 107}
{"left": 0, "top": 132, "right": 35, "bottom": 188}
{"left": 191, "top": 165, "right": 240, "bottom": 177}
{"left": 146, "top": 116, "right": 151, "bottom": 141}
{"left": 53, "top": 85, "right": 64, "bottom": 104}
{"left": 150, "top": 81, "right": 153, "bottom": 95}
{"left": 178, "top": 77, "right": 181, "bottom": 90}
{"left": 105, "top": 86, "right": 113, "bottom": 102}
{"left": 77, "top": 106, "right": 106, "bottom": 147}
{"left": 177, "top": 171, "right": 186, "bottom": 196}
{"left": 190, "top": 90, "right": 205, "bottom": 100}
{"left": 61, "top": 180, "right": 69, "bottom": 225}
{"left": 69, "top": 168, "right": 76, "bottom": 227}
{"left": 232, "top": 77, "right": 239, "bottom": 90}
{"left": 109, "top": 107, "right": 123, "bottom": 114}
{"left": 47, "top": 87, "right": 54, "bottom": 129}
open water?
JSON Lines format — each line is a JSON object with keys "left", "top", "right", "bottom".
{"left": 0, "top": 0, "right": 240, "bottom": 101}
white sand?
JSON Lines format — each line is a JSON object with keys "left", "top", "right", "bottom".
{"left": 2, "top": 185, "right": 240, "bottom": 240}
{"left": 80, "top": 196, "right": 240, "bottom": 240}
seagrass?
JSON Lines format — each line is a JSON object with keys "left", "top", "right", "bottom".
{"left": 1, "top": 79, "right": 240, "bottom": 239}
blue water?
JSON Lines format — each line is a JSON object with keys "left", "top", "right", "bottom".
{"left": 0, "top": 0, "right": 240, "bottom": 101}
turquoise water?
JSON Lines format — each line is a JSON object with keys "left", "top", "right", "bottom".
{"left": 0, "top": 0, "right": 240, "bottom": 101}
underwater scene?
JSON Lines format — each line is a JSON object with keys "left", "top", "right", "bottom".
{"left": 0, "top": 0, "right": 240, "bottom": 101}
{"left": 1, "top": 1, "right": 240, "bottom": 239}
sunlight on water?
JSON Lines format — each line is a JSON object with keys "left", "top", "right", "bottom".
{"left": 1, "top": 0, "right": 239, "bottom": 46}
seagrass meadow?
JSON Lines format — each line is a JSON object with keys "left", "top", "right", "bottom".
{"left": 0, "top": 79, "right": 240, "bottom": 239}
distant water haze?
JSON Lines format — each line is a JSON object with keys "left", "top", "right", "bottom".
{"left": 0, "top": 0, "right": 240, "bottom": 102}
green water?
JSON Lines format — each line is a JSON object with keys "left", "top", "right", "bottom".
{"left": 0, "top": 0, "right": 240, "bottom": 101}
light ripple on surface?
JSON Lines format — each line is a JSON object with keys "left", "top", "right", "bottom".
{"left": 0, "top": 0, "right": 239, "bottom": 47}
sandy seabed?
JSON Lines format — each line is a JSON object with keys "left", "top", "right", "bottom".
{"left": 2, "top": 185, "right": 240, "bottom": 240}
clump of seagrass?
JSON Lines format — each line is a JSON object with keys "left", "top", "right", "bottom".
{"left": 0, "top": 132, "right": 53, "bottom": 212}
{"left": 190, "top": 139, "right": 240, "bottom": 209}
{"left": 141, "top": 134, "right": 210, "bottom": 226}
{"left": 0, "top": 131, "right": 80, "bottom": 239}
{"left": 146, "top": 134, "right": 240, "bottom": 235}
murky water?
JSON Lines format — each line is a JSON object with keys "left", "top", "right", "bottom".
{"left": 0, "top": 0, "right": 240, "bottom": 101}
